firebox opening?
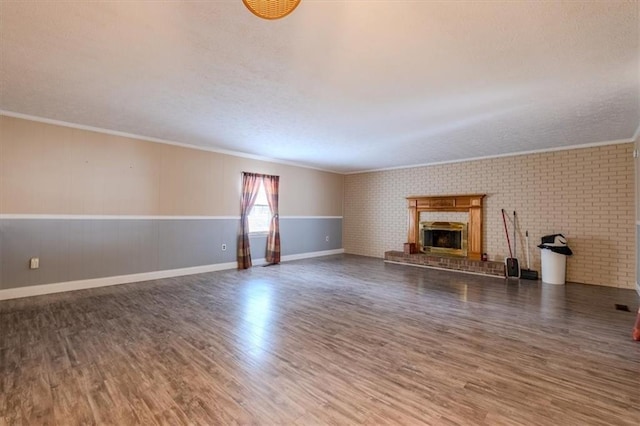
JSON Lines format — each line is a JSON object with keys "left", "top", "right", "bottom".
{"left": 420, "top": 221, "right": 468, "bottom": 257}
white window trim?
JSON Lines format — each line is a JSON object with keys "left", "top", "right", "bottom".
{"left": 248, "top": 180, "right": 271, "bottom": 234}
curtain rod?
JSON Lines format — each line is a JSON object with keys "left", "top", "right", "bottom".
{"left": 242, "top": 172, "right": 280, "bottom": 178}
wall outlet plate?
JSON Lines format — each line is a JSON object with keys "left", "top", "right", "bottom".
{"left": 221, "top": 244, "right": 227, "bottom": 251}
{"left": 29, "top": 257, "right": 39, "bottom": 269}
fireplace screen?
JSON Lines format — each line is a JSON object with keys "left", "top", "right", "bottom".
{"left": 420, "top": 221, "right": 468, "bottom": 257}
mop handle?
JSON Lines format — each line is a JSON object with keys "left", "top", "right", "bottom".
{"left": 525, "top": 231, "right": 531, "bottom": 269}
{"left": 501, "top": 209, "right": 513, "bottom": 258}
{"left": 513, "top": 211, "right": 517, "bottom": 259}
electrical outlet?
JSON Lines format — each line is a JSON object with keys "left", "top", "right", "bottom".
{"left": 29, "top": 257, "right": 39, "bottom": 269}
{"left": 221, "top": 244, "right": 227, "bottom": 251}
{"left": 325, "top": 236, "right": 330, "bottom": 242}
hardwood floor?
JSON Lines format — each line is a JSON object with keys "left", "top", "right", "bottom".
{"left": 1, "top": 254, "right": 639, "bottom": 425}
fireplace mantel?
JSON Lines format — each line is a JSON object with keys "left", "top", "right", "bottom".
{"left": 407, "top": 194, "right": 486, "bottom": 260}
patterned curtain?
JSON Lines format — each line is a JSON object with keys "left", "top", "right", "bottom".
{"left": 238, "top": 173, "right": 261, "bottom": 269}
{"left": 263, "top": 175, "right": 281, "bottom": 264}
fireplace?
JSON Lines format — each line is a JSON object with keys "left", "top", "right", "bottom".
{"left": 407, "top": 194, "right": 485, "bottom": 260}
{"left": 420, "top": 221, "right": 468, "bottom": 257}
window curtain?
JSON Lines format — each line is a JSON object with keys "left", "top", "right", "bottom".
{"left": 238, "top": 173, "right": 261, "bottom": 269}
{"left": 263, "top": 175, "right": 281, "bottom": 264}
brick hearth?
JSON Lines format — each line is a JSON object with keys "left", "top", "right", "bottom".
{"left": 384, "top": 251, "right": 505, "bottom": 277}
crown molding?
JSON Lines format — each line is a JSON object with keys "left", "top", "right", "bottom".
{"left": 3, "top": 109, "right": 636, "bottom": 177}
{"left": 346, "top": 138, "right": 635, "bottom": 175}
{"left": 0, "top": 110, "right": 342, "bottom": 175}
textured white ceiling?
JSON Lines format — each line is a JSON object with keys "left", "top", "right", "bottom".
{"left": 1, "top": 1, "right": 638, "bottom": 173}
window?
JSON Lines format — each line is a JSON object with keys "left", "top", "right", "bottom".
{"left": 248, "top": 180, "right": 270, "bottom": 233}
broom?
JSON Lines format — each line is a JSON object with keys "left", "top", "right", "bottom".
{"left": 502, "top": 209, "right": 519, "bottom": 278}
{"left": 520, "top": 230, "right": 539, "bottom": 280}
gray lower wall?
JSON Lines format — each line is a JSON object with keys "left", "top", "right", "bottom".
{"left": 0, "top": 217, "right": 342, "bottom": 290}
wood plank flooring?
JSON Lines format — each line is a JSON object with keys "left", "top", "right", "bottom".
{"left": 1, "top": 254, "right": 639, "bottom": 425}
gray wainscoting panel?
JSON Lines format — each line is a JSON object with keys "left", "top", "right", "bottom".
{"left": 247, "top": 217, "right": 342, "bottom": 262}
{"left": 248, "top": 234, "right": 268, "bottom": 261}
{"left": 1, "top": 219, "right": 237, "bottom": 290}
{"left": 279, "top": 218, "right": 343, "bottom": 255}
{"left": 0, "top": 217, "right": 342, "bottom": 290}
{"left": 157, "top": 219, "right": 238, "bottom": 270}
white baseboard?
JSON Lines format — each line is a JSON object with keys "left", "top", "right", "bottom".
{"left": 270, "top": 248, "right": 345, "bottom": 263}
{"left": 0, "top": 249, "right": 345, "bottom": 301}
{"left": 252, "top": 248, "right": 345, "bottom": 266}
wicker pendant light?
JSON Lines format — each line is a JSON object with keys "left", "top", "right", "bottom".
{"left": 243, "top": 0, "right": 301, "bottom": 20}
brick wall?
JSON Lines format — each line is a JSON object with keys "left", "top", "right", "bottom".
{"left": 344, "top": 143, "right": 635, "bottom": 289}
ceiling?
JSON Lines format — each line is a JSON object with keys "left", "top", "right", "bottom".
{"left": 1, "top": 1, "right": 638, "bottom": 174}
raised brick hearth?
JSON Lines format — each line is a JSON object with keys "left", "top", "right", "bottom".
{"left": 384, "top": 251, "right": 505, "bottom": 277}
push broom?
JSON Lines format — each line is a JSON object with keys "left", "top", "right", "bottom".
{"left": 520, "top": 230, "right": 539, "bottom": 280}
{"left": 502, "top": 209, "right": 519, "bottom": 278}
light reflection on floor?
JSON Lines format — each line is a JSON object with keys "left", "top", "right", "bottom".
{"left": 241, "top": 280, "right": 273, "bottom": 361}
